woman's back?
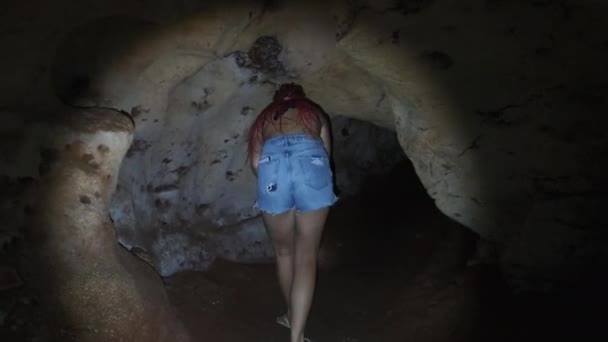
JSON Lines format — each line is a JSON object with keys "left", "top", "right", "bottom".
{"left": 247, "top": 82, "right": 331, "bottom": 160}
{"left": 262, "top": 108, "right": 323, "bottom": 141}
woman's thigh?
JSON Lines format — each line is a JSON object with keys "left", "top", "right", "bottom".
{"left": 294, "top": 207, "right": 329, "bottom": 252}
{"left": 263, "top": 210, "right": 296, "bottom": 254}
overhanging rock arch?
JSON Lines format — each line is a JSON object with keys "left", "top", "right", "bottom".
{"left": 42, "top": 3, "right": 608, "bottom": 340}
{"left": 53, "top": 1, "right": 487, "bottom": 273}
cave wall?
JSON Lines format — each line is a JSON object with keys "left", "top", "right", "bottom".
{"left": 0, "top": 0, "right": 607, "bottom": 292}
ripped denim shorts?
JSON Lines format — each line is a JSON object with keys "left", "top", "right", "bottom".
{"left": 254, "top": 133, "right": 338, "bottom": 215}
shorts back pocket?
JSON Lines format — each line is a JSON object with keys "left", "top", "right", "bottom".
{"left": 298, "top": 155, "right": 331, "bottom": 190}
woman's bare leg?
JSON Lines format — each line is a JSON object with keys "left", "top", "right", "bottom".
{"left": 262, "top": 210, "right": 296, "bottom": 317}
{"left": 290, "top": 207, "right": 329, "bottom": 342}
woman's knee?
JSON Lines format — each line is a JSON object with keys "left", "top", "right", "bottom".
{"left": 274, "top": 241, "right": 294, "bottom": 257}
{"left": 294, "top": 249, "right": 318, "bottom": 265}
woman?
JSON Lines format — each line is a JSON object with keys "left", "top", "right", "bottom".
{"left": 248, "top": 83, "right": 337, "bottom": 342}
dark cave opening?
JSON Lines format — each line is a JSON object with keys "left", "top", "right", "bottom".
{"left": 321, "top": 156, "right": 476, "bottom": 270}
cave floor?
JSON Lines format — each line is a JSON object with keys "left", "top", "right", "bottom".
{"left": 164, "top": 180, "right": 605, "bottom": 342}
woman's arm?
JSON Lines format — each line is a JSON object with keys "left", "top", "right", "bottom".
{"left": 250, "top": 138, "right": 262, "bottom": 177}
{"left": 318, "top": 112, "right": 332, "bottom": 157}
{"left": 320, "top": 124, "right": 331, "bottom": 158}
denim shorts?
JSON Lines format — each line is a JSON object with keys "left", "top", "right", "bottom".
{"left": 254, "top": 133, "right": 338, "bottom": 214}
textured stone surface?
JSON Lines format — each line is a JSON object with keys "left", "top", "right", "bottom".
{"left": 24, "top": 108, "right": 189, "bottom": 341}
{"left": 0, "top": 0, "right": 607, "bottom": 297}
{"left": 111, "top": 109, "right": 403, "bottom": 275}
{"left": 0, "top": 267, "right": 22, "bottom": 291}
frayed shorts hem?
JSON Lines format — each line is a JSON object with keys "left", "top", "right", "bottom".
{"left": 254, "top": 204, "right": 295, "bottom": 216}
{"left": 253, "top": 197, "right": 338, "bottom": 216}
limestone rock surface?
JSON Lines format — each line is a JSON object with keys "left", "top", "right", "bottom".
{"left": 0, "top": 0, "right": 606, "bottom": 295}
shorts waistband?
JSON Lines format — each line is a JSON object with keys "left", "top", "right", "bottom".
{"left": 264, "top": 133, "right": 321, "bottom": 146}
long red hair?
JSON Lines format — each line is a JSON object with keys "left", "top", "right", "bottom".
{"left": 247, "top": 83, "right": 321, "bottom": 158}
